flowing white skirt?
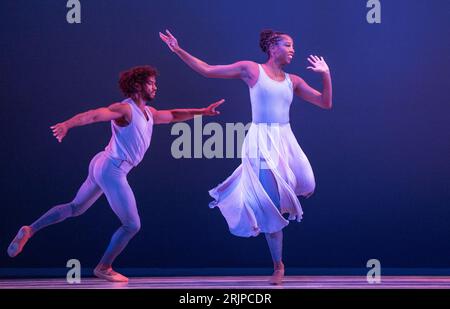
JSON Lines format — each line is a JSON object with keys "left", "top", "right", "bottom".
{"left": 209, "top": 123, "right": 316, "bottom": 237}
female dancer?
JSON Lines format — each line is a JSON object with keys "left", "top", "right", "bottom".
{"left": 160, "top": 29, "right": 332, "bottom": 284}
{"left": 7, "top": 65, "right": 224, "bottom": 282}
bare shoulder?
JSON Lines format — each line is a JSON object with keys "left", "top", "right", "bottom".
{"left": 239, "top": 61, "right": 259, "bottom": 85}
{"left": 289, "top": 73, "right": 304, "bottom": 83}
{"left": 238, "top": 60, "right": 257, "bottom": 67}
{"left": 239, "top": 60, "right": 258, "bottom": 73}
{"left": 108, "top": 102, "right": 130, "bottom": 111}
{"left": 148, "top": 106, "right": 158, "bottom": 115}
{"left": 108, "top": 102, "right": 132, "bottom": 122}
{"left": 289, "top": 74, "right": 307, "bottom": 88}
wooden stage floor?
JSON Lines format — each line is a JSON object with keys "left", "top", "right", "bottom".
{"left": 1, "top": 275, "right": 450, "bottom": 289}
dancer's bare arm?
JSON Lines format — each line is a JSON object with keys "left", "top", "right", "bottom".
{"left": 149, "top": 99, "right": 224, "bottom": 124}
{"left": 160, "top": 30, "right": 257, "bottom": 84}
{"left": 51, "top": 103, "right": 131, "bottom": 142}
{"left": 290, "top": 55, "right": 333, "bottom": 109}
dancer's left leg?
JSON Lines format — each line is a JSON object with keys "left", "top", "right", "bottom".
{"left": 7, "top": 153, "right": 104, "bottom": 258}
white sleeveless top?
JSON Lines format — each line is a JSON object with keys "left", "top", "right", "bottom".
{"left": 104, "top": 98, "right": 154, "bottom": 166}
{"left": 249, "top": 64, "right": 294, "bottom": 124}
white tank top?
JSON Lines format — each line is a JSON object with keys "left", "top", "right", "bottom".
{"left": 104, "top": 98, "right": 154, "bottom": 166}
{"left": 249, "top": 64, "right": 293, "bottom": 124}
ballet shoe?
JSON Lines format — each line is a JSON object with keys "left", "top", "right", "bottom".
{"left": 269, "top": 268, "right": 285, "bottom": 285}
{"left": 7, "top": 226, "right": 33, "bottom": 258}
{"left": 269, "top": 261, "right": 285, "bottom": 285}
{"left": 94, "top": 266, "right": 129, "bottom": 283}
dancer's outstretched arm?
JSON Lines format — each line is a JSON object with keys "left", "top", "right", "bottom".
{"left": 51, "top": 103, "right": 130, "bottom": 142}
{"left": 149, "top": 99, "right": 224, "bottom": 124}
{"left": 290, "top": 55, "right": 333, "bottom": 109}
{"left": 159, "top": 30, "right": 255, "bottom": 83}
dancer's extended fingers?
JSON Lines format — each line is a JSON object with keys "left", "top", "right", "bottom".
{"left": 159, "top": 34, "right": 169, "bottom": 44}
{"left": 166, "top": 29, "right": 175, "bottom": 39}
{"left": 214, "top": 99, "right": 225, "bottom": 107}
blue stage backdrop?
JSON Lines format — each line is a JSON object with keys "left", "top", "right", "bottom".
{"left": 1, "top": 0, "right": 449, "bottom": 272}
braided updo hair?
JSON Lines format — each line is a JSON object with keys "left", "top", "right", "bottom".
{"left": 259, "top": 29, "right": 288, "bottom": 58}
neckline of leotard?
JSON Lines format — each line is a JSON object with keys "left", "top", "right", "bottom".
{"left": 259, "top": 64, "right": 286, "bottom": 83}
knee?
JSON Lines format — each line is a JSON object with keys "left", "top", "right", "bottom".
{"left": 266, "top": 232, "right": 276, "bottom": 239}
{"left": 266, "top": 230, "right": 282, "bottom": 239}
{"left": 124, "top": 219, "right": 141, "bottom": 235}
{"left": 70, "top": 202, "right": 87, "bottom": 217}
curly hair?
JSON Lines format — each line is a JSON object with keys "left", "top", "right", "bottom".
{"left": 119, "top": 65, "right": 158, "bottom": 98}
{"left": 259, "top": 29, "right": 288, "bottom": 58}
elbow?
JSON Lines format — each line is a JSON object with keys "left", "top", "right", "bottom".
{"left": 166, "top": 111, "right": 178, "bottom": 124}
{"left": 89, "top": 110, "right": 100, "bottom": 122}
{"left": 201, "top": 64, "right": 214, "bottom": 78}
{"left": 321, "top": 97, "right": 332, "bottom": 110}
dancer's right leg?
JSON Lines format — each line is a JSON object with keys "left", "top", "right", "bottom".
{"left": 265, "top": 231, "right": 285, "bottom": 285}
{"left": 93, "top": 161, "right": 140, "bottom": 283}
{"left": 258, "top": 167, "right": 280, "bottom": 209}
{"left": 8, "top": 153, "right": 104, "bottom": 258}
{"left": 259, "top": 165, "right": 285, "bottom": 285}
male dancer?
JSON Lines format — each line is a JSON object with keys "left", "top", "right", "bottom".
{"left": 7, "top": 65, "right": 224, "bottom": 282}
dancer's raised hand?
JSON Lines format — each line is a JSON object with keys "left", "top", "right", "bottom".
{"left": 159, "top": 29, "right": 180, "bottom": 52}
{"left": 307, "top": 55, "right": 330, "bottom": 74}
